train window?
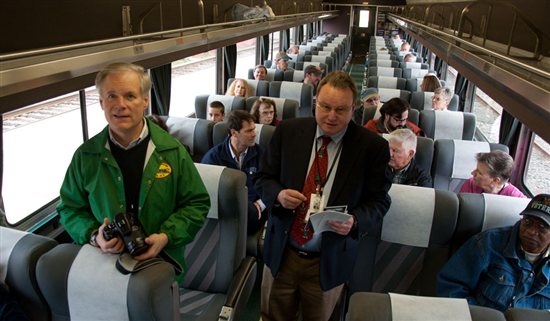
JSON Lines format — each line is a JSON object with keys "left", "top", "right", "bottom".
{"left": 269, "top": 32, "right": 281, "bottom": 60}
{"left": 84, "top": 86, "right": 108, "bottom": 137}
{"left": 3, "top": 93, "right": 86, "bottom": 224}
{"left": 359, "top": 10, "right": 370, "bottom": 28}
{"left": 169, "top": 50, "right": 216, "bottom": 117}
{"left": 235, "top": 38, "right": 257, "bottom": 79}
{"left": 525, "top": 134, "right": 550, "bottom": 195}
{"left": 290, "top": 27, "right": 296, "bottom": 45}
{"left": 472, "top": 87, "right": 501, "bottom": 143}
{"left": 444, "top": 66, "right": 457, "bottom": 92}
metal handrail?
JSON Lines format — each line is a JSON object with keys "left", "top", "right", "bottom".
{"left": 388, "top": 14, "right": 550, "bottom": 79}
{"left": 456, "top": 0, "right": 544, "bottom": 59}
{"left": 139, "top": 2, "right": 164, "bottom": 34}
{"left": 0, "top": 10, "right": 338, "bottom": 62}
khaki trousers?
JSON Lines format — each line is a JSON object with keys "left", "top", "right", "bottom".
{"left": 261, "top": 249, "right": 344, "bottom": 321}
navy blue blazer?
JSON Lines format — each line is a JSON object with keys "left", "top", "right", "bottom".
{"left": 255, "top": 117, "right": 392, "bottom": 290}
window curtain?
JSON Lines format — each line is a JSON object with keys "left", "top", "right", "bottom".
{"left": 454, "top": 73, "right": 469, "bottom": 112}
{"left": 282, "top": 29, "right": 290, "bottom": 52}
{"left": 260, "top": 34, "right": 269, "bottom": 63}
{"left": 150, "top": 64, "right": 172, "bottom": 115}
{"left": 499, "top": 110, "right": 521, "bottom": 155}
{"left": 224, "top": 45, "right": 237, "bottom": 92}
{"left": 433, "top": 56, "right": 444, "bottom": 78}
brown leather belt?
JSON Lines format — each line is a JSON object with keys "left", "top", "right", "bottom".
{"left": 288, "top": 245, "right": 320, "bottom": 259}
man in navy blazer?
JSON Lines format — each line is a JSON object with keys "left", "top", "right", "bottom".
{"left": 255, "top": 71, "right": 392, "bottom": 321}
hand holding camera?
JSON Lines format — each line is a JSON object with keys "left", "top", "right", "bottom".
{"left": 102, "top": 213, "right": 149, "bottom": 257}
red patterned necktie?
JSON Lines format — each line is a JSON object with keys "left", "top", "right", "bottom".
{"left": 290, "top": 136, "right": 331, "bottom": 246}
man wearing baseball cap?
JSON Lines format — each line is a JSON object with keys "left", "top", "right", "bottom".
{"left": 303, "top": 65, "right": 323, "bottom": 94}
{"left": 437, "top": 194, "right": 550, "bottom": 311}
{"left": 274, "top": 51, "right": 293, "bottom": 71}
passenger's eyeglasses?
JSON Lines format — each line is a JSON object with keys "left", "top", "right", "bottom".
{"left": 391, "top": 115, "right": 408, "bottom": 122}
{"left": 432, "top": 96, "right": 446, "bottom": 102}
{"left": 522, "top": 217, "right": 550, "bottom": 234}
{"left": 316, "top": 102, "right": 352, "bottom": 115}
{"left": 365, "top": 97, "right": 380, "bottom": 103}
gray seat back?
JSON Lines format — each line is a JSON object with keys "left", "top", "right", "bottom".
{"left": 283, "top": 70, "right": 305, "bottom": 82}
{"left": 402, "top": 68, "right": 430, "bottom": 79}
{"left": 162, "top": 116, "right": 214, "bottom": 162}
{"left": 367, "top": 76, "right": 407, "bottom": 90}
{"left": 227, "top": 78, "right": 269, "bottom": 97}
{"left": 36, "top": 243, "right": 178, "bottom": 321}
{"left": 505, "top": 308, "right": 550, "bottom": 321}
{"left": 368, "top": 67, "right": 403, "bottom": 78}
{"left": 369, "top": 59, "right": 399, "bottom": 68}
{"left": 410, "top": 91, "right": 459, "bottom": 111}
{"left": 0, "top": 227, "right": 57, "bottom": 321}
{"left": 432, "top": 139, "right": 509, "bottom": 192}
{"left": 419, "top": 110, "right": 477, "bottom": 140}
{"left": 268, "top": 81, "right": 314, "bottom": 118}
{"left": 194, "top": 94, "right": 246, "bottom": 120}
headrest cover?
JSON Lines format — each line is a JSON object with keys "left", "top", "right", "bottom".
{"left": 378, "top": 77, "right": 398, "bottom": 89}
{"left": 423, "top": 92, "right": 433, "bottom": 110}
{"left": 0, "top": 227, "right": 27, "bottom": 282}
{"left": 434, "top": 111, "right": 464, "bottom": 140}
{"left": 389, "top": 293, "right": 472, "bottom": 321}
{"left": 381, "top": 185, "right": 435, "bottom": 248}
{"left": 280, "top": 82, "right": 302, "bottom": 103}
{"left": 483, "top": 194, "right": 530, "bottom": 231}
{"left": 165, "top": 117, "right": 199, "bottom": 155}
{"left": 451, "top": 140, "right": 490, "bottom": 179}
{"left": 194, "top": 163, "right": 225, "bottom": 219}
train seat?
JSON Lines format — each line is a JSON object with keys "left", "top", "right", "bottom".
{"left": 304, "top": 55, "right": 334, "bottom": 73}
{"left": 180, "top": 164, "right": 257, "bottom": 321}
{"left": 410, "top": 91, "right": 459, "bottom": 111}
{"left": 453, "top": 193, "right": 530, "bottom": 252}
{"left": 397, "top": 55, "right": 423, "bottom": 63}
{"left": 293, "top": 61, "right": 328, "bottom": 73}
{"left": 268, "top": 81, "right": 314, "bottom": 118}
{"left": 368, "top": 59, "right": 400, "bottom": 68}
{"left": 162, "top": 116, "right": 214, "bottom": 162}
{"left": 227, "top": 78, "right": 269, "bottom": 97}
{"left": 286, "top": 53, "right": 305, "bottom": 63}
{"left": 349, "top": 184, "right": 459, "bottom": 296}
{"left": 367, "top": 66, "right": 403, "bottom": 78}
{"left": 0, "top": 227, "right": 57, "bottom": 321}
{"left": 245, "top": 96, "right": 299, "bottom": 120}
{"left": 431, "top": 139, "right": 509, "bottom": 192}
{"left": 36, "top": 243, "right": 178, "bottom": 321}
{"left": 361, "top": 103, "right": 418, "bottom": 126}
{"left": 247, "top": 68, "right": 284, "bottom": 82}
{"left": 212, "top": 122, "right": 275, "bottom": 152}
{"left": 283, "top": 70, "right": 305, "bottom": 82}
{"left": 367, "top": 76, "right": 407, "bottom": 90}
{"left": 399, "top": 61, "right": 429, "bottom": 70}
{"left": 419, "top": 110, "right": 476, "bottom": 140}
{"left": 369, "top": 53, "right": 398, "bottom": 61}
{"left": 405, "top": 78, "right": 447, "bottom": 92}
{"left": 194, "top": 94, "right": 246, "bottom": 120}
{"left": 402, "top": 68, "right": 430, "bottom": 79}
{"left": 505, "top": 307, "right": 550, "bottom": 321}
{"left": 346, "top": 292, "right": 506, "bottom": 321}
{"left": 315, "top": 50, "right": 339, "bottom": 69}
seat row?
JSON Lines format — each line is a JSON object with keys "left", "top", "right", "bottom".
{"left": 0, "top": 162, "right": 256, "bottom": 321}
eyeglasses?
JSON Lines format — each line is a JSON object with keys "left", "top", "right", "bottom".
{"left": 431, "top": 95, "right": 446, "bottom": 102}
{"left": 316, "top": 102, "right": 352, "bottom": 115}
{"left": 365, "top": 97, "right": 380, "bottom": 103}
{"left": 391, "top": 115, "right": 408, "bottom": 123}
{"left": 522, "top": 217, "right": 550, "bottom": 234}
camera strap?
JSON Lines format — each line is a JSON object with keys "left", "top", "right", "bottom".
{"left": 115, "top": 251, "right": 183, "bottom": 275}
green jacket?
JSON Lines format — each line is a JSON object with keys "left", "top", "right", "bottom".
{"left": 57, "top": 119, "right": 210, "bottom": 279}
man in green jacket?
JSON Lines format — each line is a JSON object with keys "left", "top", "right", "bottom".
{"left": 57, "top": 62, "right": 210, "bottom": 281}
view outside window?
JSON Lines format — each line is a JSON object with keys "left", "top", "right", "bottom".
{"left": 235, "top": 38, "right": 257, "bottom": 80}
{"left": 525, "top": 135, "right": 550, "bottom": 195}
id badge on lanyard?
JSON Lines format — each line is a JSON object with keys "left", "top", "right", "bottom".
{"left": 304, "top": 185, "right": 325, "bottom": 223}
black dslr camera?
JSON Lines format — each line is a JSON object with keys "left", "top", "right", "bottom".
{"left": 103, "top": 213, "right": 149, "bottom": 256}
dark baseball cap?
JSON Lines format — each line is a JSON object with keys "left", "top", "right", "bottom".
{"left": 520, "top": 194, "right": 550, "bottom": 226}
{"left": 275, "top": 52, "right": 290, "bottom": 61}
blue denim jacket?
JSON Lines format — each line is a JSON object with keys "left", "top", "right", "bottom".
{"left": 437, "top": 222, "right": 550, "bottom": 311}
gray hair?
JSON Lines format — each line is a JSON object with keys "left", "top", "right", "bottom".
{"left": 476, "top": 150, "right": 514, "bottom": 182}
{"left": 434, "top": 87, "right": 453, "bottom": 102}
{"left": 95, "top": 62, "right": 152, "bottom": 97}
{"left": 387, "top": 128, "right": 417, "bottom": 153}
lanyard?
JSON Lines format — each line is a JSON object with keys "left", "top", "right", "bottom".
{"left": 314, "top": 136, "right": 343, "bottom": 195}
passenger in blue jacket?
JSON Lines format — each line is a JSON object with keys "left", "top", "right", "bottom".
{"left": 202, "top": 110, "right": 266, "bottom": 234}
{"left": 437, "top": 194, "right": 550, "bottom": 311}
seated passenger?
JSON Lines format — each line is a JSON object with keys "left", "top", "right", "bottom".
{"left": 392, "top": 33, "right": 401, "bottom": 40}
{"left": 403, "top": 53, "right": 416, "bottom": 62}
{"left": 226, "top": 78, "right": 251, "bottom": 98}
{"left": 250, "top": 97, "right": 280, "bottom": 126}
{"left": 437, "top": 194, "right": 550, "bottom": 311}
{"left": 364, "top": 97, "right": 425, "bottom": 137}
{"left": 274, "top": 51, "right": 293, "bottom": 72}
{"left": 420, "top": 74, "right": 442, "bottom": 92}
{"left": 303, "top": 65, "right": 323, "bottom": 94}
{"left": 432, "top": 87, "right": 453, "bottom": 111}
{"left": 400, "top": 41, "right": 411, "bottom": 52}
{"left": 387, "top": 129, "right": 432, "bottom": 187}
{"left": 254, "top": 64, "right": 267, "bottom": 81}
{"left": 354, "top": 88, "right": 381, "bottom": 124}
{"left": 208, "top": 101, "right": 225, "bottom": 123}
{"left": 460, "top": 150, "right": 527, "bottom": 198}
{"left": 201, "top": 110, "right": 267, "bottom": 234}
{"left": 287, "top": 45, "right": 299, "bottom": 54}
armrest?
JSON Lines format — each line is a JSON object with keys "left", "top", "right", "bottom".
{"left": 219, "top": 256, "right": 257, "bottom": 321}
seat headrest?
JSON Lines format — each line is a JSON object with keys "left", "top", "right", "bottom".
{"left": 164, "top": 117, "right": 200, "bottom": 155}
{"left": 388, "top": 293, "right": 472, "bottom": 321}
{"left": 194, "top": 163, "right": 226, "bottom": 219}
{"left": 381, "top": 185, "right": 436, "bottom": 248}
{"left": 378, "top": 76, "right": 398, "bottom": 88}
{"left": 280, "top": 82, "right": 303, "bottom": 103}
{"left": 482, "top": 194, "right": 529, "bottom": 231}
{"left": 434, "top": 111, "right": 465, "bottom": 140}
{"left": 451, "top": 140, "right": 490, "bottom": 179}
{"left": 0, "top": 227, "right": 28, "bottom": 282}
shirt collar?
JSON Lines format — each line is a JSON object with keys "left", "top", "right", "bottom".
{"left": 228, "top": 139, "right": 248, "bottom": 160}
{"left": 316, "top": 125, "right": 346, "bottom": 144}
{"left": 108, "top": 118, "right": 149, "bottom": 150}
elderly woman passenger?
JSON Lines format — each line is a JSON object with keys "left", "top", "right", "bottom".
{"left": 226, "top": 78, "right": 252, "bottom": 98}
{"left": 432, "top": 87, "right": 453, "bottom": 111}
{"left": 460, "top": 150, "right": 526, "bottom": 198}
{"left": 250, "top": 97, "right": 280, "bottom": 126}
{"left": 420, "top": 74, "right": 442, "bottom": 92}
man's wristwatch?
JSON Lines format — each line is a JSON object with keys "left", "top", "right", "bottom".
{"left": 89, "top": 230, "right": 99, "bottom": 247}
